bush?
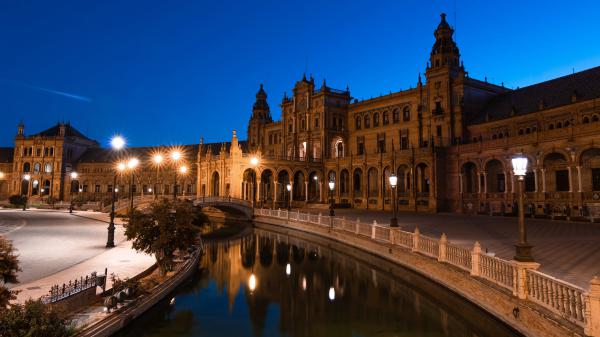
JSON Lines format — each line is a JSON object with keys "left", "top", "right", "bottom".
{"left": 8, "top": 195, "right": 27, "bottom": 206}
{"left": 0, "top": 299, "right": 74, "bottom": 337}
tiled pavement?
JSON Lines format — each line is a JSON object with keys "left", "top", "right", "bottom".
{"left": 299, "top": 208, "right": 600, "bottom": 288}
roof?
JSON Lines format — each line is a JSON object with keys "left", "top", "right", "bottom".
{"left": 472, "top": 66, "right": 600, "bottom": 124}
{"left": 0, "top": 147, "right": 13, "bottom": 163}
{"left": 32, "top": 123, "right": 93, "bottom": 141}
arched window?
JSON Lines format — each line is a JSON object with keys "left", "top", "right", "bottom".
{"left": 548, "top": 123, "right": 554, "bottom": 130}
{"left": 23, "top": 162, "right": 31, "bottom": 172}
{"left": 373, "top": 113, "right": 379, "bottom": 127}
{"left": 364, "top": 116, "right": 370, "bottom": 128}
{"left": 403, "top": 106, "right": 410, "bottom": 121}
{"left": 556, "top": 122, "right": 562, "bottom": 129}
{"left": 564, "top": 120, "right": 570, "bottom": 127}
{"left": 525, "top": 128, "right": 531, "bottom": 134}
{"left": 33, "top": 163, "right": 41, "bottom": 172}
{"left": 355, "top": 116, "right": 361, "bottom": 129}
{"left": 583, "top": 116, "right": 590, "bottom": 124}
{"left": 383, "top": 111, "right": 389, "bottom": 125}
{"left": 593, "top": 115, "right": 599, "bottom": 122}
{"left": 392, "top": 109, "right": 400, "bottom": 123}
{"left": 492, "top": 134, "right": 497, "bottom": 140}
{"left": 518, "top": 129, "right": 524, "bottom": 135}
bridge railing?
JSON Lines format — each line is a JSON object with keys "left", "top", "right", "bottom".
{"left": 255, "top": 208, "right": 599, "bottom": 334}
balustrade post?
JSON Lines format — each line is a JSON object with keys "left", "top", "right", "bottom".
{"left": 513, "top": 260, "right": 540, "bottom": 300}
{"left": 371, "top": 221, "right": 377, "bottom": 239}
{"left": 585, "top": 276, "right": 600, "bottom": 337}
{"left": 438, "top": 233, "right": 447, "bottom": 262}
{"left": 470, "top": 241, "right": 481, "bottom": 277}
{"left": 318, "top": 212, "right": 322, "bottom": 225}
{"left": 412, "top": 227, "right": 420, "bottom": 252}
{"left": 355, "top": 218, "right": 360, "bottom": 234}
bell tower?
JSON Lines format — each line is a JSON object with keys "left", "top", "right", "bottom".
{"left": 248, "top": 84, "right": 272, "bottom": 151}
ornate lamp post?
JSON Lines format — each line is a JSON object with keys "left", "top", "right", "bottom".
{"left": 512, "top": 154, "right": 534, "bottom": 262}
{"left": 286, "top": 183, "right": 292, "bottom": 210}
{"left": 107, "top": 136, "right": 125, "bottom": 248}
{"left": 152, "top": 153, "right": 163, "bottom": 199}
{"left": 69, "top": 171, "right": 77, "bottom": 213}
{"left": 389, "top": 173, "right": 398, "bottom": 227}
{"left": 170, "top": 150, "right": 182, "bottom": 200}
{"left": 22, "top": 174, "right": 31, "bottom": 211}
{"left": 328, "top": 180, "right": 335, "bottom": 216}
{"left": 178, "top": 165, "right": 188, "bottom": 198}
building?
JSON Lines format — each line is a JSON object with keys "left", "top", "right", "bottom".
{"left": 1, "top": 13, "right": 599, "bottom": 217}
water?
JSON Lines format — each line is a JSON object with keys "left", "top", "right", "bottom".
{"left": 115, "top": 227, "right": 521, "bottom": 337}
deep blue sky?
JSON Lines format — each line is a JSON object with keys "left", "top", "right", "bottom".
{"left": 1, "top": 1, "right": 599, "bottom": 147}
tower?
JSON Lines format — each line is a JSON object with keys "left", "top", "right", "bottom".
{"left": 424, "top": 13, "right": 466, "bottom": 147}
{"left": 248, "top": 84, "right": 272, "bottom": 151}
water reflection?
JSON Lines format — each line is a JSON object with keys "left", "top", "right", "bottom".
{"left": 115, "top": 228, "right": 521, "bottom": 337}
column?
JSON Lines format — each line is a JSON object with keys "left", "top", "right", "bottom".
{"left": 483, "top": 173, "right": 488, "bottom": 194}
{"left": 257, "top": 179, "right": 262, "bottom": 205}
{"left": 304, "top": 180, "right": 308, "bottom": 202}
{"left": 319, "top": 177, "right": 323, "bottom": 203}
{"left": 577, "top": 166, "right": 582, "bottom": 192}
{"left": 477, "top": 173, "right": 482, "bottom": 193}
{"left": 503, "top": 170, "right": 508, "bottom": 194}
{"left": 458, "top": 174, "right": 463, "bottom": 194}
{"left": 273, "top": 182, "right": 278, "bottom": 208}
{"left": 533, "top": 169, "right": 538, "bottom": 192}
{"left": 568, "top": 166, "right": 573, "bottom": 192}
{"left": 541, "top": 169, "right": 546, "bottom": 193}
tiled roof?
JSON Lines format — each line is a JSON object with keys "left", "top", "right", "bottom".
{"left": 0, "top": 147, "right": 13, "bottom": 163}
{"left": 471, "top": 66, "right": 600, "bottom": 124}
{"left": 32, "top": 123, "right": 93, "bottom": 140}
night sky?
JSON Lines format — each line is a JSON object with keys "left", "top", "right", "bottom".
{"left": 1, "top": 1, "right": 599, "bottom": 147}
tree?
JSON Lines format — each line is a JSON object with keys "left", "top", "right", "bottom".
{"left": 125, "top": 199, "right": 198, "bottom": 275}
{"left": 0, "top": 237, "right": 21, "bottom": 308}
{"left": 0, "top": 299, "right": 74, "bottom": 337}
{"left": 8, "top": 195, "right": 27, "bottom": 207}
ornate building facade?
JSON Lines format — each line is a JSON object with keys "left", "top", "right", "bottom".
{"left": 1, "top": 13, "right": 599, "bottom": 217}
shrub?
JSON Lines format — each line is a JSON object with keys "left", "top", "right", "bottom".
{"left": 0, "top": 299, "right": 74, "bottom": 337}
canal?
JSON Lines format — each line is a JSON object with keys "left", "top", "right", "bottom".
{"left": 115, "top": 226, "right": 522, "bottom": 337}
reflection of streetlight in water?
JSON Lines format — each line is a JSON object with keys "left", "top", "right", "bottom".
{"left": 248, "top": 273, "right": 257, "bottom": 292}
{"left": 302, "top": 276, "right": 307, "bottom": 291}
{"left": 285, "top": 263, "right": 291, "bottom": 276}
{"left": 328, "top": 287, "right": 335, "bottom": 301}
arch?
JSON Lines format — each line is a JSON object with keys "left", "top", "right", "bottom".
{"left": 415, "top": 163, "right": 430, "bottom": 193}
{"left": 277, "top": 170, "right": 291, "bottom": 203}
{"left": 292, "top": 170, "right": 306, "bottom": 201}
{"left": 392, "top": 108, "right": 400, "bottom": 123}
{"left": 461, "top": 162, "right": 478, "bottom": 193}
{"left": 339, "top": 169, "right": 350, "bottom": 195}
{"left": 44, "top": 162, "right": 52, "bottom": 173}
{"left": 42, "top": 180, "right": 50, "bottom": 195}
{"left": 373, "top": 112, "right": 379, "bottom": 127}
{"left": 23, "top": 162, "right": 31, "bottom": 172}
{"left": 593, "top": 115, "right": 599, "bottom": 122}
{"left": 211, "top": 171, "right": 220, "bottom": 197}
{"left": 580, "top": 148, "right": 600, "bottom": 191}
{"left": 382, "top": 111, "right": 389, "bottom": 125}
{"left": 544, "top": 152, "right": 569, "bottom": 192}
{"left": 260, "top": 169, "right": 275, "bottom": 205}
{"left": 331, "top": 137, "right": 344, "bottom": 158}
{"left": 355, "top": 116, "right": 361, "bottom": 130}
{"left": 353, "top": 168, "right": 363, "bottom": 196}
{"left": 240, "top": 235, "right": 256, "bottom": 269}
{"left": 33, "top": 163, "right": 41, "bottom": 173}
{"left": 242, "top": 168, "right": 257, "bottom": 202}
{"left": 307, "top": 171, "right": 320, "bottom": 202}
{"left": 31, "top": 179, "right": 39, "bottom": 195}
{"left": 367, "top": 167, "right": 378, "bottom": 198}
{"left": 383, "top": 166, "right": 392, "bottom": 200}
{"left": 397, "top": 164, "right": 410, "bottom": 193}
{"left": 402, "top": 106, "right": 411, "bottom": 121}
{"left": 485, "top": 159, "right": 505, "bottom": 193}
{"left": 364, "top": 115, "right": 370, "bottom": 128}
{"left": 21, "top": 179, "right": 29, "bottom": 195}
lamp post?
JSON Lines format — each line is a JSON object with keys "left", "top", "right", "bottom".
{"left": 153, "top": 153, "right": 163, "bottom": 199}
{"left": 170, "top": 150, "right": 182, "bottom": 200}
{"left": 127, "top": 158, "right": 139, "bottom": 215}
{"left": 512, "top": 154, "right": 534, "bottom": 262}
{"left": 69, "top": 172, "right": 77, "bottom": 213}
{"left": 389, "top": 173, "right": 398, "bottom": 227}
{"left": 286, "top": 183, "right": 292, "bottom": 210}
{"left": 178, "top": 165, "right": 188, "bottom": 199}
{"left": 328, "top": 180, "right": 335, "bottom": 216}
{"left": 22, "top": 174, "right": 31, "bottom": 211}
{"left": 107, "top": 135, "right": 125, "bottom": 248}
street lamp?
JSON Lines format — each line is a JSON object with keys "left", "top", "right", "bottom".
{"left": 127, "top": 158, "right": 139, "bottom": 215}
{"left": 153, "top": 153, "right": 163, "bottom": 199}
{"left": 511, "top": 154, "right": 533, "bottom": 262}
{"left": 69, "top": 172, "right": 77, "bottom": 213}
{"left": 178, "top": 165, "right": 188, "bottom": 198}
{"left": 389, "top": 173, "right": 398, "bottom": 227}
{"left": 22, "top": 174, "right": 31, "bottom": 211}
{"left": 170, "top": 150, "right": 182, "bottom": 200}
{"left": 328, "top": 180, "right": 335, "bottom": 216}
{"left": 107, "top": 135, "right": 125, "bottom": 248}
{"left": 286, "top": 183, "right": 292, "bottom": 210}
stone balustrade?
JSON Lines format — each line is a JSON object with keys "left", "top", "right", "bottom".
{"left": 256, "top": 207, "right": 600, "bottom": 337}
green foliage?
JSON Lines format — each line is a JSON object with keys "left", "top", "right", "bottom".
{"left": 0, "top": 299, "right": 74, "bottom": 337}
{"left": 110, "top": 273, "right": 140, "bottom": 294}
{"left": 125, "top": 199, "right": 198, "bottom": 275}
{"left": 0, "top": 237, "right": 21, "bottom": 308}
{"left": 8, "top": 195, "right": 27, "bottom": 206}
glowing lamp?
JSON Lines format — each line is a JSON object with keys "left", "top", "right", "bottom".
{"left": 511, "top": 155, "right": 528, "bottom": 177}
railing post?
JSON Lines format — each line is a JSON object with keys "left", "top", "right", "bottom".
{"left": 318, "top": 212, "right": 322, "bottom": 225}
{"left": 513, "top": 261, "right": 540, "bottom": 300}
{"left": 412, "top": 227, "right": 420, "bottom": 252}
{"left": 277, "top": 208, "right": 281, "bottom": 218}
{"left": 585, "top": 276, "right": 600, "bottom": 337}
{"left": 371, "top": 221, "right": 377, "bottom": 239}
{"left": 355, "top": 218, "right": 360, "bottom": 234}
{"left": 438, "top": 233, "right": 447, "bottom": 262}
{"left": 470, "top": 241, "right": 481, "bottom": 277}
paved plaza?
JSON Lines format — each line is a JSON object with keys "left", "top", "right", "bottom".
{"left": 300, "top": 208, "right": 600, "bottom": 288}
{"left": 0, "top": 209, "right": 155, "bottom": 303}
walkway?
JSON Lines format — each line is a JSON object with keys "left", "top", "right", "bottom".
{"left": 297, "top": 207, "right": 600, "bottom": 288}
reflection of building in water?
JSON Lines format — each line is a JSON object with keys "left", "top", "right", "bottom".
{"left": 201, "top": 230, "right": 518, "bottom": 337}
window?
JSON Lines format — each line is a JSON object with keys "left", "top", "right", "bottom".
{"left": 548, "top": 123, "right": 554, "bottom": 130}
{"left": 401, "top": 135, "right": 409, "bottom": 150}
{"left": 383, "top": 111, "right": 389, "bottom": 125}
{"left": 436, "top": 125, "right": 442, "bottom": 137}
{"left": 403, "top": 107, "right": 410, "bottom": 121}
{"left": 132, "top": 184, "right": 137, "bottom": 193}
{"left": 315, "top": 117, "right": 319, "bottom": 128}
{"left": 82, "top": 184, "right": 88, "bottom": 192}
{"left": 373, "top": 113, "right": 379, "bottom": 127}
{"left": 555, "top": 170, "right": 570, "bottom": 191}
{"left": 44, "top": 148, "right": 49, "bottom": 156}
{"left": 50, "top": 147, "right": 54, "bottom": 156}
{"left": 364, "top": 116, "right": 370, "bottom": 128}
{"left": 301, "top": 119, "right": 306, "bottom": 130}
{"left": 95, "top": 185, "right": 101, "bottom": 192}
{"left": 44, "top": 163, "right": 52, "bottom": 173}
{"left": 378, "top": 139, "right": 385, "bottom": 153}
{"left": 33, "top": 163, "right": 41, "bottom": 172}
{"left": 583, "top": 117, "right": 590, "bottom": 124}
{"left": 392, "top": 109, "right": 400, "bottom": 123}
{"left": 497, "top": 174, "right": 505, "bottom": 193}
{"left": 108, "top": 184, "right": 113, "bottom": 192}
{"left": 434, "top": 101, "right": 442, "bottom": 114}
{"left": 355, "top": 116, "right": 361, "bottom": 130}
{"left": 518, "top": 129, "right": 524, "bottom": 135}
{"left": 592, "top": 168, "right": 600, "bottom": 191}
{"left": 593, "top": 115, "right": 599, "bottom": 122}
{"left": 36, "top": 148, "right": 41, "bottom": 157}
{"left": 557, "top": 122, "right": 562, "bottom": 129}
{"left": 357, "top": 138, "right": 365, "bottom": 155}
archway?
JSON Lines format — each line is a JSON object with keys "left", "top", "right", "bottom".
{"left": 292, "top": 170, "right": 306, "bottom": 201}
{"left": 397, "top": 165, "right": 410, "bottom": 193}
{"left": 331, "top": 137, "right": 344, "bottom": 158}
{"left": 243, "top": 168, "right": 257, "bottom": 202}
{"left": 43, "top": 180, "right": 50, "bottom": 196}
{"left": 308, "top": 171, "right": 320, "bottom": 202}
{"left": 485, "top": 159, "right": 505, "bottom": 193}
{"left": 415, "top": 163, "right": 430, "bottom": 194}
{"left": 340, "top": 169, "right": 350, "bottom": 197}
{"left": 211, "top": 171, "right": 220, "bottom": 197}
{"left": 260, "top": 169, "right": 275, "bottom": 205}
{"left": 277, "top": 170, "right": 291, "bottom": 204}
{"left": 580, "top": 148, "right": 600, "bottom": 192}
{"left": 462, "top": 162, "right": 478, "bottom": 193}
{"left": 544, "top": 153, "right": 569, "bottom": 192}
{"left": 353, "top": 168, "right": 363, "bottom": 198}
{"left": 367, "top": 167, "right": 378, "bottom": 199}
